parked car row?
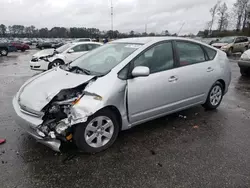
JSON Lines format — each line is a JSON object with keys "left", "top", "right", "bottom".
{"left": 14, "top": 37, "right": 232, "bottom": 153}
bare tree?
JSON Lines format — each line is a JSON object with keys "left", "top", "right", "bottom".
{"left": 234, "top": 0, "right": 249, "bottom": 31}
{"left": 209, "top": 1, "right": 221, "bottom": 34}
{"left": 217, "top": 2, "right": 229, "bottom": 31}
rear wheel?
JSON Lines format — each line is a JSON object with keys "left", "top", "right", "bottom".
{"left": 243, "top": 46, "right": 248, "bottom": 53}
{"left": 48, "top": 59, "right": 64, "bottom": 69}
{"left": 73, "top": 109, "right": 119, "bottom": 153}
{"left": 0, "top": 48, "right": 8, "bottom": 56}
{"left": 202, "top": 82, "right": 224, "bottom": 110}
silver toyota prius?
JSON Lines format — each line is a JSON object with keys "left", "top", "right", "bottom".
{"left": 13, "top": 37, "right": 231, "bottom": 153}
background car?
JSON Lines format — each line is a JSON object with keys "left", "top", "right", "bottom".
{"left": 212, "top": 36, "right": 249, "bottom": 55}
{"left": 0, "top": 43, "right": 17, "bottom": 56}
{"left": 238, "top": 49, "right": 250, "bottom": 76}
{"left": 30, "top": 42, "right": 102, "bottom": 70}
{"left": 11, "top": 42, "right": 30, "bottom": 52}
{"left": 14, "top": 37, "right": 231, "bottom": 153}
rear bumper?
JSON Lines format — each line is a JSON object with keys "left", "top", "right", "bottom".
{"left": 12, "top": 95, "right": 61, "bottom": 152}
{"left": 238, "top": 60, "right": 250, "bottom": 68}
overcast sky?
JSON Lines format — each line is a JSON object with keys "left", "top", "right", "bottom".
{"left": 0, "top": 0, "right": 236, "bottom": 35}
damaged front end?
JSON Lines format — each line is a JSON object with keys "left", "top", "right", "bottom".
{"left": 36, "top": 82, "right": 98, "bottom": 149}
{"left": 13, "top": 66, "right": 105, "bottom": 152}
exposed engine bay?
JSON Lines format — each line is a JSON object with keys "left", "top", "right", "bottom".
{"left": 36, "top": 81, "right": 93, "bottom": 142}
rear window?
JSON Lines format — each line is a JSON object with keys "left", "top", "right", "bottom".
{"left": 204, "top": 46, "right": 217, "bottom": 60}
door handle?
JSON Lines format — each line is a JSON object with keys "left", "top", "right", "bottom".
{"left": 207, "top": 67, "right": 214, "bottom": 72}
{"left": 168, "top": 76, "right": 178, "bottom": 82}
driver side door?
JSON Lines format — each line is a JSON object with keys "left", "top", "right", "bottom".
{"left": 127, "top": 41, "right": 180, "bottom": 124}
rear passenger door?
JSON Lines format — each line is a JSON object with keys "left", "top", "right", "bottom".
{"left": 173, "top": 41, "right": 218, "bottom": 105}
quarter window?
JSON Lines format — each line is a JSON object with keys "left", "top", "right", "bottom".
{"left": 203, "top": 46, "right": 217, "bottom": 60}
{"left": 133, "top": 42, "right": 174, "bottom": 74}
{"left": 176, "top": 41, "right": 206, "bottom": 66}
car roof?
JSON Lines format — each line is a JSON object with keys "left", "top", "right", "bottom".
{"left": 71, "top": 41, "right": 103, "bottom": 45}
{"left": 111, "top": 37, "right": 208, "bottom": 45}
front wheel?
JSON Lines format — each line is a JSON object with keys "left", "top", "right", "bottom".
{"left": 48, "top": 60, "right": 64, "bottom": 69}
{"left": 0, "top": 48, "right": 8, "bottom": 56}
{"left": 202, "top": 82, "right": 224, "bottom": 110}
{"left": 73, "top": 109, "right": 120, "bottom": 153}
{"left": 227, "top": 48, "right": 233, "bottom": 56}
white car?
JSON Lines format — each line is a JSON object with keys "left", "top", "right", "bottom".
{"left": 30, "top": 42, "right": 102, "bottom": 71}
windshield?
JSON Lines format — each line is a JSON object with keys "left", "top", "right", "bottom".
{"left": 69, "top": 43, "right": 142, "bottom": 75}
{"left": 56, "top": 43, "right": 72, "bottom": 53}
{"left": 219, "top": 37, "right": 235, "bottom": 43}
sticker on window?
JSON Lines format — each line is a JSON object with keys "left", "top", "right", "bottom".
{"left": 125, "top": 44, "right": 141, "bottom": 49}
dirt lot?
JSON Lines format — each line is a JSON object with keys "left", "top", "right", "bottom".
{"left": 0, "top": 50, "right": 250, "bottom": 188}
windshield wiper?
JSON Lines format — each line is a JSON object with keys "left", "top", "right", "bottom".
{"left": 69, "top": 65, "right": 91, "bottom": 75}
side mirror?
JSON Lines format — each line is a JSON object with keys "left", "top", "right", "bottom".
{"left": 132, "top": 66, "right": 150, "bottom": 78}
{"left": 68, "top": 49, "right": 74, "bottom": 53}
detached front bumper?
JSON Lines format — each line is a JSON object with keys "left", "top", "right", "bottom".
{"left": 30, "top": 60, "right": 49, "bottom": 71}
{"left": 12, "top": 95, "right": 61, "bottom": 152}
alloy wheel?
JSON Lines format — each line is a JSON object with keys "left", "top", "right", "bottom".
{"left": 209, "top": 85, "right": 222, "bottom": 106}
{"left": 52, "top": 62, "right": 61, "bottom": 67}
{"left": 1, "top": 49, "right": 7, "bottom": 56}
{"left": 84, "top": 116, "right": 114, "bottom": 148}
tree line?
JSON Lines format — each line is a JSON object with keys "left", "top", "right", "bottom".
{"left": 0, "top": 24, "right": 178, "bottom": 39}
{"left": 198, "top": 0, "right": 250, "bottom": 37}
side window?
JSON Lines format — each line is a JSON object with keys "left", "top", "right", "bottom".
{"left": 87, "top": 44, "right": 100, "bottom": 51}
{"left": 133, "top": 42, "right": 174, "bottom": 74}
{"left": 203, "top": 46, "right": 217, "bottom": 60}
{"left": 176, "top": 41, "right": 206, "bottom": 66}
{"left": 72, "top": 44, "right": 87, "bottom": 52}
{"left": 243, "top": 37, "right": 248, "bottom": 42}
{"left": 235, "top": 37, "right": 241, "bottom": 43}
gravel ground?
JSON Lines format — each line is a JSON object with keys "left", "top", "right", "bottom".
{"left": 0, "top": 50, "right": 250, "bottom": 188}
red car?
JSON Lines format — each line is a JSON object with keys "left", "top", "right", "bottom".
{"left": 11, "top": 42, "right": 30, "bottom": 52}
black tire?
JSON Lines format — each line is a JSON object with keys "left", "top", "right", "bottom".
{"left": 73, "top": 109, "right": 120, "bottom": 153}
{"left": 48, "top": 59, "right": 64, "bottom": 69}
{"left": 240, "top": 67, "right": 250, "bottom": 76}
{"left": 243, "top": 46, "right": 248, "bottom": 53}
{"left": 227, "top": 47, "right": 233, "bottom": 56}
{"left": 202, "top": 82, "right": 224, "bottom": 110}
{"left": 0, "top": 48, "right": 8, "bottom": 56}
{"left": 21, "top": 49, "right": 25, "bottom": 52}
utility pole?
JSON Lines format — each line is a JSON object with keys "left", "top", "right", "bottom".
{"left": 145, "top": 23, "right": 147, "bottom": 34}
{"left": 111, "top": 0, "right": 113, "bottom": 39}
{"left": 177, "top": 22, "right": 185, "bottom": 36}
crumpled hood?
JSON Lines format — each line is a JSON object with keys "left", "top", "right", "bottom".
{"left": 32, "top": 49, "right": 55, "bottom": 59}
{"left": 18, "top": 68, "right": 94, "bottom": 111}
{"left": 212, "top": 43, "right": 229, "bottom": 47}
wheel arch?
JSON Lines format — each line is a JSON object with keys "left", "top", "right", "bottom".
{"left": 96, "top": 105, "right": 122, "bottom": 131}
{"left": 217, "top": 79, "right": 226, "bottom": 94}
